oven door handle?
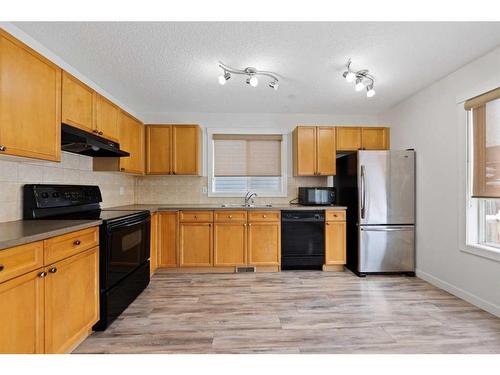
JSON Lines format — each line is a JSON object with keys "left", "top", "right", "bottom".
{"left": 107, "top": 217, "right": 150, "bottom": 231}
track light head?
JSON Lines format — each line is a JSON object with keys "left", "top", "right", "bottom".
{"left": 343, "top": 71, "right": 356, "bottom": 83}
{"left": 218, "top": 71, "right": 231, "bottom": 85}
{"left": 246, "top": 76, "right": 259, "bottom": 87}
{"left": 269, "top": 80, "right": 279, "bottom": 90}
{"left": 366, "top": 85, "right": 376, "bottom": 98}
{"left": 355, "top": 78, "right": 365, "bottom": 92}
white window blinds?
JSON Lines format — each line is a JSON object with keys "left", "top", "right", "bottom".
{"left": 213, "top": 134, "right": 282, "bottom": 177}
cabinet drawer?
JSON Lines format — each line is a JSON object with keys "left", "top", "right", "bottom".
{"left": 248, "top": 211, "right": 280, "bottom": 222}
{"left": 179, "top": 211, "right": 213, "bottom": 223}
{"left": 326, "top": 210, "right": 346, "bottom": 222}
{"left": 44, "top": 227, "right": 99, "bottom": 264}
{"left": 214, "top": 210, "right": 247, "bottom": 223}
{"left": 0, "top": 242, "right": 44, "bottom": 284}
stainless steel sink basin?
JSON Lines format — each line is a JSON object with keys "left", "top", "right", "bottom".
{"left": 220, "top": 203, "right": 273, "bottom": 208}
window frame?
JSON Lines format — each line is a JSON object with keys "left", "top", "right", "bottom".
{"left": 464, "top": 109, "right": 500, "bottom": 262}
{"left": 206, "top": 128, "right": 288, "bottom": 198}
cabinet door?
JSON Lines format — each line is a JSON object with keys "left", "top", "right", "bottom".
{"left": 146, "top": 125, "right": 172, "bottom": 174}
{"left": 119, "top": 111, "right": 145, "bottom": 174}
{"left": 316, "top": 126, "right": 336, "bottom": 175}
{"left": 179, "top": 223, "right": 212, "bottom": 267}
{"left": 158, "top": 211, "right": 179, "bottom": 267}
{"left": 361, "top": 127, "right": 390, "bottom": 150}
{"left": 214, "top": 223, "right": 247, "bottom": 266}
{"left": 0, "top": 30, "right": 61, "bottom": 161}
{"left": 0, "top": 269, "right": 45, "bottom": 354}
{"left": 336, "top": 127, "right": 361, "bottom": 151}
{"left": 150, "top": 213, "right": 158, "bottom": 275}
{"left": 62, "top": 71, "right": 95, "bottom": 133}
{"left": 45, "top": 247, "right": 99, "bottom": 354}
{"left": 96, "top": 94, "right": 119, "bottom": 141}
{"left": 325, "top": 221, "right": 346, "bottom": 265}
{"left": 293, "top": 126, "right": 316, "bottom": 176}
{"left": 172, "top": 125, "right": 200, "bottom": 175}
{"left": 248, "top": 222, "right": 280, "bottom": 266}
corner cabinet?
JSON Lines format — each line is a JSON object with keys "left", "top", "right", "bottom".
{"left": 293, "top": 126, "right": 336, "bottom": 176}
{"left": 119, "top": 111, "right": 145, "bottom": 174}
{"left": 0, "top": 29, "right": 61, "bottom": 162}
{"left": 146, "top": 124, "right": 201, "bottom": 176}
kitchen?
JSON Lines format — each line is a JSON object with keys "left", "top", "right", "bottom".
{"left": 1, "top": 8, "right": 500, "bottom": 372}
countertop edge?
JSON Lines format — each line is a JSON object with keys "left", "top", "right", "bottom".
{"left": 0, "top": 220, "right": 102, "bottom": 251}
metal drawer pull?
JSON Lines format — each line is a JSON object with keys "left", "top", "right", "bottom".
{"left": 49, "top": 267, "right": 57, "bottom": 274}
{"left": 73, "top": 240, "right": 81, "bottom": 245}
{"left": 228, "top": 215, "right": 232, "bottom": 219}
{"left": 0, "top": 264, "right": 4, "bottom": 272}
{"left": 39, "top": 271, "right": 47, "bottom": 278}
{"left": 0, "top": 145, "right": 6, "bottom": 152}
{"left": 262, "top": 215, "right": 267, "bottom": 218}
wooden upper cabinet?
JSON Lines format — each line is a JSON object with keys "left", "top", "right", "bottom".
{"left": 172, "top": 125, "right": 201, "bottom": 175}
{"left": 95, "top": 94, "right": 119, "bottom": 141}
{"left": 119, "top": 111, "right": 145, "bottom": 174}
{"left": 61, "top": 71, "right": 95, "bottom": 133}
{"left": 336, "top": 127, "right": 362, "bottom": 151}
{"left": 146, "top": 125, "right": 172, "bottom": 174}
{"left": 44, "top": 247, "right": 99, "bottom": 354}
{"left": 293, "top": 126, "right": 316, "bottom": 176}
{"left": 316, "top": 127, "right": 336, "bottom": 175}
{"left": 336, "top": 126, "right": 390, "bottom": 151}
{"left": 361, "top": 127, "right": 390, "bottom": 150}
{"left": 0, "top": 269, "right": 45, "bottom": 354}
{"left": 0, "top": 29, "right": 61, "bottom": 161}
{"left": 293, "top": 126, "right": 336, "bottom": 176}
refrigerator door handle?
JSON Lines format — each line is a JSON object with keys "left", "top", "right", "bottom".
{"left": 360, "top": 227, "right": 414, "bottom": 232}
{"left": 360, "top": 165, "right": 366, "bottom": 219}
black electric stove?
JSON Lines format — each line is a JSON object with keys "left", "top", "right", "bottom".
{"left": 23, "top": 184, "right": 151, "bottom": 331}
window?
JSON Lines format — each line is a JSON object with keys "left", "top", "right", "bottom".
{"left": 207, "top": 130, "right": 287, "bottom": 197}
{"left": 465, "top": 87, "right": 500, "bottom": 258}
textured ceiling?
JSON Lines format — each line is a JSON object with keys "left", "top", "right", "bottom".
{"left": 13, "top": 22, "right": 500, "bottom": 116}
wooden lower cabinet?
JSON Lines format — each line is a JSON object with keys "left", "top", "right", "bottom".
{"left": 158, "top": 211, "right": 179, "bottom": 267}
{"left": 324, "top": 220, "right": 346, "bottom": 265}
{"left": 0, "top": 269, "right": 45, "bottom": 354}
{"left": 179, "top": 222, "right": 212, "bottom": 267}
{"left": 214, "top": 223, "right": 247, "bottom": 266}
{"left": 44, "top": 247, "right": 99, "bottom": 354}
{"left": 247, "top": 222, "right": 281, "bottom": 266}
{"left": 150, "top": 213, "right": 158, "bottom": 275}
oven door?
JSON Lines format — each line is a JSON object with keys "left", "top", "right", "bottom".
{"left": 104, "top": 216, "right": 150, "bottom": 290}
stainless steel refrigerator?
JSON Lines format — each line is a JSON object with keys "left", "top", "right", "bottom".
{"left": 335, "top": 150, "right": 415, "bottom": 276}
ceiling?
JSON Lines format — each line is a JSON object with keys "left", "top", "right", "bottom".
{"left": 13, "top": 22, "right": 500, "bottom": 116}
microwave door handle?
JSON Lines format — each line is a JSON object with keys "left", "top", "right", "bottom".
{"left": 360, "top": 165, "right": 366, "bottom": 219}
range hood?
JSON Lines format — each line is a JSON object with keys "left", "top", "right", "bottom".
{"left": 61, "top": 124, "right": 130, "bottom": 157}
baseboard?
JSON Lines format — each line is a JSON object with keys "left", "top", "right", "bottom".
{"left": 416, "top": 269, "right": 500, "bottom": 318}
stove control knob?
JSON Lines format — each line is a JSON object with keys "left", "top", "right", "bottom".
{"left": 40, "top": 192, "right": 49, "bottom": 199}
{"left": 52, "top": 192, "right": 60, "bottom": 198}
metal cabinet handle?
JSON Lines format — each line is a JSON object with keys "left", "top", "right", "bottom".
{"left": 248, "top": 223, "right": 252, "bottom": 226}
{"left": 39, "top": 271, "right": 47, "bottom": 278}
{"left": 262, "top": 215, "right": 267, "bottom": 218}
{"left": 0, "top": 264, "right": 4, "bottom": 272}
{"left": 73, "top": 240, "right": 81, "bottom": 245}
{"left": 93, "top": 129, "right": 98, "bottom": 133}
{"left": 228, "top": 215, "right": 232, "bottom": 219}
{"left": 0, "top": 146, "right": 6, "bottom": 152}
{"left": 360, "top": 165, "right": 366, "bottom": 219}
{"left": 98, "top": 131, "right": 103, "bottom": 135}
{"left": 49, "top": 267, "right": 57, "bottom": 274}
{"left": 194, "top": 215, "right": 198, "bottom": 219}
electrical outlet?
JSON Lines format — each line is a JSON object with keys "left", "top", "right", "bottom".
{"left": 200, "top": 186, "right": 208, "bottom": 194}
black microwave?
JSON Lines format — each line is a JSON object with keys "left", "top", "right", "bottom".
{"left": 298, "top": 187, "right": 336, "bottom": 206}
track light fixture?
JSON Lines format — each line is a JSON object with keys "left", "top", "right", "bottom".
{"left": 342, "top": 58, "right": 376, "bottom": 98}
{"left": 218, "top": 63, "right": 279, "bottom": 90}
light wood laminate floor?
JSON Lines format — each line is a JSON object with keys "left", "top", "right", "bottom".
{"left": 74, "top": 271, "right": 500, "bottom": 354}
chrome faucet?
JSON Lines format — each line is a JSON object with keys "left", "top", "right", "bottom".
{"left": 244, "top": 191, "right": 258, "bottom": 206}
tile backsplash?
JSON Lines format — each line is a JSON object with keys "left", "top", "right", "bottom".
{"left": 135, "top": 176, "right": 327, "bottom": 205}
{"left": 0, "top": 152, "right": 136, "bottom": 222}
{"left": 0, "top": 152, "right": 328, "bottom": 223}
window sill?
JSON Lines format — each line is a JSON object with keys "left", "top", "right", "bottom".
{"left": 461, "top": 243, "right": 500, "bottom": 263}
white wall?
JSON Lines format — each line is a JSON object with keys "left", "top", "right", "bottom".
{"left": 380, "top": 46, "right": 500, "bottom": 317}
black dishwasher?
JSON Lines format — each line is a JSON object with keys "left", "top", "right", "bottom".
{"left": 281, "top": 210, "right": 325, "bottom": 270}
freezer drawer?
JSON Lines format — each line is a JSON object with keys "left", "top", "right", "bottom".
{"left": 359, "top": 225, "right": 415, "bottom": 273}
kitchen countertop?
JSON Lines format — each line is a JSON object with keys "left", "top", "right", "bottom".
{"left": 106, "top": 204, "right": 347, "bottom": 212}
{"left": 0, "top": 219, "right": 102, "bottom": 251}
